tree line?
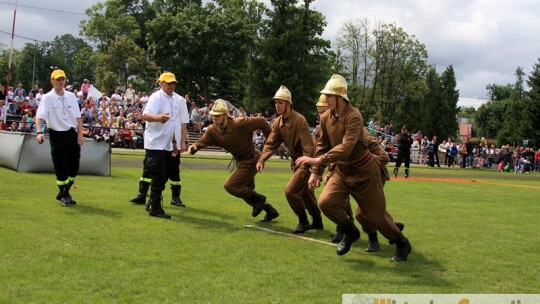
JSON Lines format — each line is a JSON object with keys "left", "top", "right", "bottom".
{"left": 473, "top": 61, "right": 540, "bottom": 148}
{"left": 1, "top": 0, "right": 462, "bottom": 138}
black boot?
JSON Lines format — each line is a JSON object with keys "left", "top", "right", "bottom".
{"left": 405, "top": 168, "right": 410, "bottom": 178}
{"left": 292, "top": 214, "right": 310, "bottom": 234}
{"left": 130, "top": 181, "right": 149, "bottom": 205}
{"left": 310, "top": 215, "right": 324, "bottom": 230}
{"left": 170, "top": 185, "right": 186, "bottom": 207}
{"left": 393, "top": 167, "right": 399, "bottom": 178}
{"left": 260, "top": 204, "right": 280, "bottom": 222}
{"left": 365, "top": 233, "right": 380, "bottom": 252}
{"left": 391, "top": 235, "right": 412, "bottom": 262}
{"left": 248, "top": 192, "right": 267, "bottom": 217}
{"left": 57, "top": 181, "right": 76, "bottom": 205}
{"left": 395, "top": 221, "right": 405, "bottom": 231}
{"left": 148, "top": 193, "right": 171, "bottom": 219}
{"left": 330, "top": 226, "right": 344, "bottom": 243}
{"left": 336, "top": 221, "right": 361, "bottom": 256}
{"left": 57, "top": 184, "right": 75, "bottom": 207}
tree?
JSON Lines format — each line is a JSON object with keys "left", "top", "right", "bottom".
{"left": 474, "top": 100, "right": 509, "bottom": 141}
{"left": 368, "top": 23, "right": 429, "bottom": 124}
{"left": 254, "top": 0, "right": 332, "bottom": 122}
{"left": 440, "top": 65, "right": 459, "bottom": 138}
{"left": 336, "top": 18, "right": 374, "bottom": 108}
{"left": 525, "top": 59, "right": 540, "bottom": 146}
{"left": 147, "top": 1, "right": 252, "bottom": 102}
{"left": 95, "top": 35, "right": 159, "bottom": 94}
{"left": 80, "top": 0, "right": 141, "bottom": 52}
{"left": 423, "top": 66, "right": 447, "bottom": 137}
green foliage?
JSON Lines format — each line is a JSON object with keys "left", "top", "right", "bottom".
{"left": 440, "top": 65, "right": 459, "bottom": 137}
{"left": 147, "top": 1, "right": 252, "bottom": 103}
{"left": 476, "top": 66, "right": 539, "bottom": 147}
{"left": 95, "top": 35, "right": 159, "bottom": 94}
{"left": 80, "top": 0, "right": 142, "bottom": 52}
{"left": 474, "top": 100, "right": 509, "bottom": 141}
{"left": 254, "top": 0, "right": 332, "bottom": 123}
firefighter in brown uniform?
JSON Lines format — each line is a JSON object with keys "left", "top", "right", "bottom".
{"left": 316, "top": 94, "right": 405, "bottom": 249}
{"left": 357, "top": 127, "right": 405, "bottom": 252}
{"left": 257, "top": 85, "right": 323, "bottom": 234}
{"left": 187, "top": 99, "right": 280, "bottom": 221}
{"left": 296, "top": 74, "right": 412, "bottom": 261}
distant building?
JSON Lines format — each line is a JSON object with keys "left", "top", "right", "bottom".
{"left": 458, "top": 117, "right": 472, "bottom": 141}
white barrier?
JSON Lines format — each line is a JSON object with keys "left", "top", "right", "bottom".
{"left": 0, "top": 131, "right": 110, "bottom": 176}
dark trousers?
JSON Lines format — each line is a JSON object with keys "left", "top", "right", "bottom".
{"left": 144, "top": 149, "right": 172, "bottom": 194}
{"left": 395, "top": 150, "right": 411, "bottom": 168}
{"left": 49, "top": 128, "right": 80, "bottom": 183}
{"left": 141, "top": 152, "right": 180, "bottom": 183}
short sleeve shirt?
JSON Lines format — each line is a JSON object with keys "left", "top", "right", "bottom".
{"left": 36, "top": 90, "right": 80, "bottom": 131}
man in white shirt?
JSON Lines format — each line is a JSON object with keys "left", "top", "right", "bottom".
{"left": 35, "top": 88, "right": 44, "bottom": 106}
{"left": 130, "top": 72, "right": 188, "bottom": 219}
{"left": 35, "top": 69, "right": 83, "bottom": 207}
{"left": 110, "top": 88, "right": 122, "bottom": 106}
{"left": 27, "top": 93, "right": 38, "bottom": 109}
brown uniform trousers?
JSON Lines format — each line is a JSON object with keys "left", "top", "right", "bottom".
{"left": 314, "top": 105, "right": 401, "bottom": 242}
{"left": 193, "top": 116, "right": 271, "bottom": 199}
{"left": 259, "top": 110, "right": 320, "bottom": 219}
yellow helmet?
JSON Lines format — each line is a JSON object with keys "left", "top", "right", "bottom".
{"left": 209, "top": 99, "right": 232, "bottom": 117}
{"left": 272, "top": 85, "right": 292, "bottom": 104}
{"left": 315, "top": 94, "right": 328, "bottom": 107}
{"left": 320, "top": 74, "right": 349, "bottom": 102}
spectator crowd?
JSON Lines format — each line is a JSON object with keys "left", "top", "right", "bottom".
{"left": 1, "top": 82, "right": 539, "bottom": 173}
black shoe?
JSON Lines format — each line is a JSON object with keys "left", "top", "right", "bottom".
{"left": 395, "top": 221, "right": 405, "bottom": 231}
{"left": 292, "top": 222, "right": 311, "bottom": 234}
{"left": 260, "top": 204, "right": 279, "bottom": 222}
{"left": 60, "top": 196, "right": 75, "bottom": 207}
{"left": 310, "top": 218, "right": 324, "bottom": 230}
{"left": 336, "top": 222, "right": 360, "bottom": 256}
{"left": 391, "top": 236, "right": 412, "bottom": 262}
{"left": 171, "top": 197, "right": 186, "bottom": 207}
{"left": 365, "top": 240, "right": 380, "bottom": 252}
{"left": 251, "top": 193, "right": 266, "bottom": 217}
{"left": 330, "top": 230, "right": 344, "bottom": 243}
{"left": 148, "top": 208, "right": 171, "bottom": 219}
{"left": 130, "top": 193, "right": 146, "bottom": 205}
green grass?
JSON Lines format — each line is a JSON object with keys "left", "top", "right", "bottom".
{"left": 1, "top": 151, "right": 539, "bottom": 303}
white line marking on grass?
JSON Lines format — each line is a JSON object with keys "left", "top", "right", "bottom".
{"left": 244, "top": 225, "right": 338, "bottom": 247}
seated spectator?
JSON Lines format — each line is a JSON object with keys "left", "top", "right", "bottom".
{"left": 18, "top": 115, "right": 32, "bottom": 133}
{"left": 20, "top": 98, "right": 32, "bottom": 114}
{"left": 27, "top": 93, "right": 38, "bottom": 109}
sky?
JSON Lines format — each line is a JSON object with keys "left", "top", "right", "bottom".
{"left": 1, "top": 0, "right": 539, "bottom": 108}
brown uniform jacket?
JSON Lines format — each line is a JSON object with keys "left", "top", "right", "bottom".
{"left": 259, "top": 110, "right": 314, "bottom": 163}
{"left": 312, "top": 103, "right": 369, "bottom": 174}
{"left": 192, "top": 116, "right": 271, "bottom": 158}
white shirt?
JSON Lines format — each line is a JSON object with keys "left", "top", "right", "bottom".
{"left": 36, "top": 89, "right": 80, "bottom": 131}
{"left": 143, "top": 90, "right": 188, "bottom": 151}
{"left": 125, "top": 88, "right": 136, "bottom": 102}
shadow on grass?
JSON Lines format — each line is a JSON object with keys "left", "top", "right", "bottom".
{"left": 167, "top": 207, "right": 243, "bottom": 233}
{"left": 171, "top": 205, "right": 237, "bottom": 220}
{"left": 343, "top": 243, "right": 454, "bottom": 288}
{"left": 69, "top": 204, "right": 123, "bottom": 218}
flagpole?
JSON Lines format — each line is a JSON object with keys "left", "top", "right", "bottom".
{"left": 5, "top": 0, "right": 19, "bottom": 125}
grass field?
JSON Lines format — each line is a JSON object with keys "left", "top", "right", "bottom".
{"left": 1, "top": 150, "right": 539, "bottom": 303}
